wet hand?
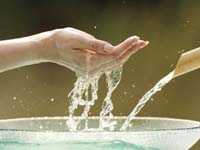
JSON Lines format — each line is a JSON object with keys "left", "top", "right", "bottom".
{"left": 40, "top": 27, "right": 148, "bottom": 75}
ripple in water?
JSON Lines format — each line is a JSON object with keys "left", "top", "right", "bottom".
{"left": 0, "top": 141, "right": 157, "bottom": 150}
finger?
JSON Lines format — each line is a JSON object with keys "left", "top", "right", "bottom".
{"left": 73, "top": 35, "right": 114, "bottom": 54}
{"left": 118, "top": 40, "right": 149, "bottom": 61}
{"left": 113, "top": 36, "right": 140, "bottom": 54}
{"left": 89, "top": 40, "right": 149, "bottom": 74}
{"left": 66, "top": 27, "right": 95, "bottom": 39}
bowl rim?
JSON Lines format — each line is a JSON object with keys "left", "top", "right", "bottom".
{"left": 0, "top": 116, "right": 199, "bottom": 132}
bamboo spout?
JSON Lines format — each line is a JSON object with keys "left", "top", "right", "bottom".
{"left": 173, "top": 47, "right": 200, "bottom": 78}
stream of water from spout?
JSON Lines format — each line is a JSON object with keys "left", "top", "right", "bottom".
{"left": 120, "top": 71, "right": 174, "bottom": 131}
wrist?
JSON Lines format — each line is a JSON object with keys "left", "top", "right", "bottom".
{"left": 26, "top": 37, "right": 45, "bottom": 63}
{"left": 30, "top": 30, "right": 59, "bottom": 62}
{"left": 25, "top": 31, "right": 52, "bottom": 62}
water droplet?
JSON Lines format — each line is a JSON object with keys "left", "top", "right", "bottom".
{"left": 50, "top": 98, "right": 54, "bottom": 102}
{"left": 25, "top": 75, "right": 29, "bottom": 79}
{"left": 186, "top": 20, "right": 190, "bottom": 23}
{"left": 28, "top": 90, "right": 33, "bottom": 94}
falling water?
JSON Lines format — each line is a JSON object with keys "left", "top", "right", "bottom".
{"left": 66, "top": 67, "right": 123, "bottom": 131}
{"left": 120, "top": 71, "right": 174, "bottom": 131}
{"left": 66, "top": 74, "right": 101, "bottom": 131}
{"left": 67, "top": 70, "right": 174, "bottom": 131}
{"left": 66, "top": 62, "right": 174, "bottom": 131}
{"left": 99, "top": 67, "right": 123, "bottom": 130}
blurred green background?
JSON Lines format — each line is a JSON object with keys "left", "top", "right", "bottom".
{"left": 0, "top": 0, "right": 199, "bottom": 149}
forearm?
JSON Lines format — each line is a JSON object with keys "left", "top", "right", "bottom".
{"left": 0, "top": 36, "right": 46, "bottom": 73}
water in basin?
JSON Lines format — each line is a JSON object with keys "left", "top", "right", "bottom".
{"left": 0, "top": 117, "right": 199, "bottom": 150}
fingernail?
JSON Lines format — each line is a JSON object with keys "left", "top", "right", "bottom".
{"left": 130, "top": 36, "right": 140, "bottom": 46}
{"left": 139, "top": 41, "right": 148, "bottom": 48}
{"left": 130, "top": 36, "right": 140, "bottom": 41}
{"left": 104, "top": 43, "right": 114, "bottom": 53}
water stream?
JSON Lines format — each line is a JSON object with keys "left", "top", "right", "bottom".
{"left": 67, "top": 67, "right": 174, "bottom": 131}
{"left": 120, "top": 71, "right": 174, "bottom": 131}
{"left": 99, "top": 67, "right": 123, "bottom": 130}
{"left": 66, "top": 74, "right": 101, "bottom": 130}
{"left": 67, "top": 66, "right": 123, "bottom": 131}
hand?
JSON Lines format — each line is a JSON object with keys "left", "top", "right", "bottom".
{"left": 39, "top": 27, "right": 149, "bottom": 75}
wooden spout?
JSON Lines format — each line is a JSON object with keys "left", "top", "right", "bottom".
{"left": 173, "top": 47, "right": 200, "bottom": 78}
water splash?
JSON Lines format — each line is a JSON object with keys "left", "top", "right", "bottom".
{"left": 66, "top": 62, "right": 174, "bottom": 131}
{"left": 67, "top": 66, "right": 123, "bottom": 131}
{"left": 66, "top": 74, "right": 101, "bottom": 131}
{"left": 99, "top": 67, "right": 123, "bottom": 130}
{"left": 120, "top": 71, "right": 174, "bottom": 131}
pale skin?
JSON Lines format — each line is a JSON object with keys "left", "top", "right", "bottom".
{"left": 0, "top": 27, "right": 148, "bottom": 75}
